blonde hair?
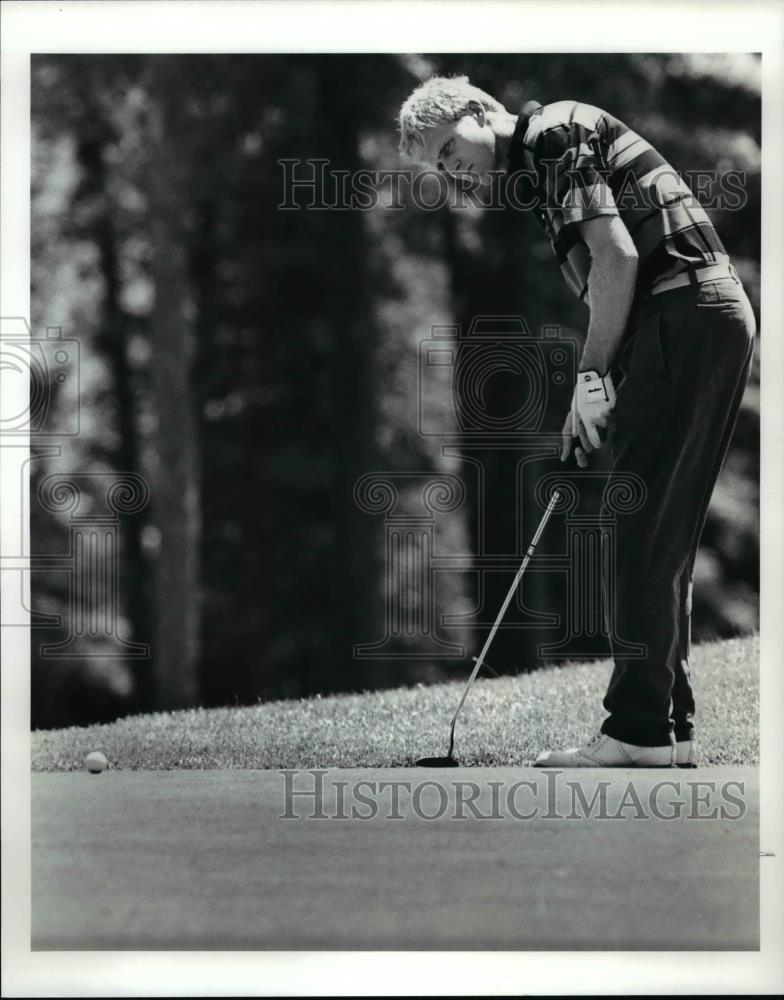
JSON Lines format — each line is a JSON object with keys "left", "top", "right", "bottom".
{"left": 398, "top": 75, "right": 506, "bottom": 162}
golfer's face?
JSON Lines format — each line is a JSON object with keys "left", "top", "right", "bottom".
{"left": 422, "top": 113, "right": 496, "bottom": 186}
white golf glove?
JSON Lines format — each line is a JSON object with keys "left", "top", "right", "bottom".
{"left": 571, "top": 370, "right": 616, "bottom": 449}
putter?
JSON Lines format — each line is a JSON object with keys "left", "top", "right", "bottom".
{"left": 417, "top": 488, "right": 562, "bottom": 767}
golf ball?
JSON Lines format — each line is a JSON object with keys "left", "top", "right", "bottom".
{"left": 85, "top": 751, "right": 108, "bottom": 774}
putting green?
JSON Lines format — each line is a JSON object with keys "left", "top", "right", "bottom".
{"left": 32, "top": 767, "right": 758, "bottom": 950}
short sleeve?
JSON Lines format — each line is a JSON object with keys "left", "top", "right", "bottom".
{"left": 537, "top": 124, "right": 619, "bottom": 226}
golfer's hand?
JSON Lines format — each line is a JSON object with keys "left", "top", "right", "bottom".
{"left": 561, "top": 410, "right": 590, "bottom": 468}
{"left": 571, "top": 370, "right": 616, "bottom": 450}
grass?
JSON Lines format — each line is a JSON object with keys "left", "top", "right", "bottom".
{"left": 31, "top": 634, "right": 759, "bottom": 771}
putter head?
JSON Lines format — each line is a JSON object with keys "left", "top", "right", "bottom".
{"left": 415, "top": 755, "right": 459, "bottom": 767}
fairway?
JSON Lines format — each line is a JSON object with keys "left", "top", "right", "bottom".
{"left": 32, "top": 767, "right": 759, "bottom": 951}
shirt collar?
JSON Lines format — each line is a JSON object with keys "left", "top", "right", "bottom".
{"left": 505, "top": 100, "right": 543, "bottom": 173}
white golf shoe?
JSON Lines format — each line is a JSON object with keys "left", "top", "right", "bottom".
{"left": 534, "top": 733, "right": 676, "bottom": 768}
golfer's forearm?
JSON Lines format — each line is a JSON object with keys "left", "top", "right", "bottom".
{"left": 580, "top": 251, "right": 638, "bottom": 375}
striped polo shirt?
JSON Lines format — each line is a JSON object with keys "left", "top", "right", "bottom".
{"left": 506, "top": 100, "right": 730, "bottom": 301}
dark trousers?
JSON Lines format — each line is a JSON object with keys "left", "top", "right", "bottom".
{"left": 599, "top": 274, "right": 756, "bottom": 747}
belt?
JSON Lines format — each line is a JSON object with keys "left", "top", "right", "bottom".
{"left": 648, "top": 262, "right": 738, "bottom": 297}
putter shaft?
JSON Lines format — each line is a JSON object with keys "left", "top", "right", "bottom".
{"left": 447, "top": 489, "right": 561, "bottom": 758}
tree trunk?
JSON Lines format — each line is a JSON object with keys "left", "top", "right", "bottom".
{"left": 442, "top": 205, "right": 563, "bottom": 674}
{"left": 144, "top": 58, "right": 201, "bottom": 709}
{"left": 318, "top": 58, "right": 383, "bottom": 692}
{"left": 68, "top": 78, "right": 154, "bottom": 710}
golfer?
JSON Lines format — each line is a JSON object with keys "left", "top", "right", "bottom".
{"left": 398, "top": 76, "right": 756, "bottom": 767}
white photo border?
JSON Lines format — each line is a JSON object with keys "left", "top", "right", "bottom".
{"left": 2, "top": 0, "right": 782, "bottom": 995}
